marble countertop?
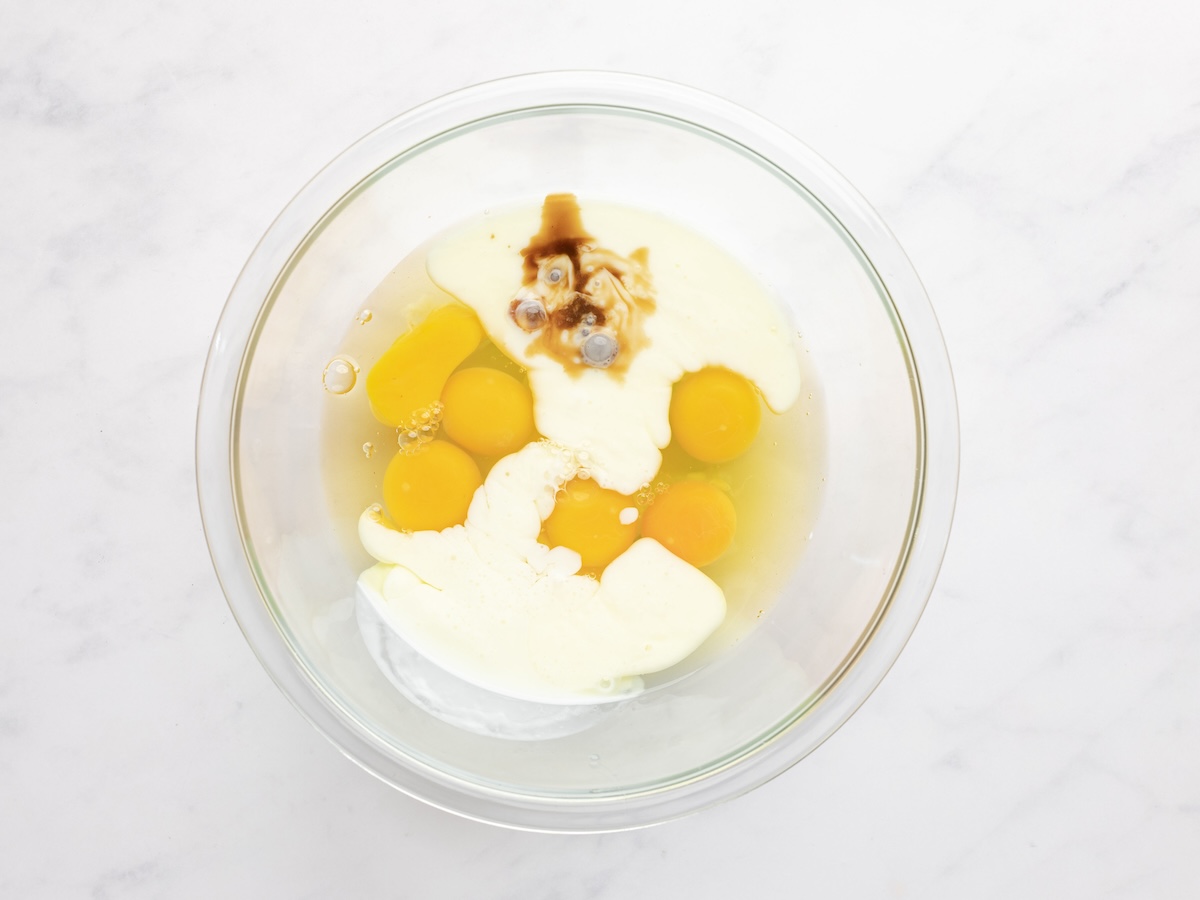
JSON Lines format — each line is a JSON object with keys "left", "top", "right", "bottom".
{"left": 3, "top": 1, "right": 1198, "bottom": 896}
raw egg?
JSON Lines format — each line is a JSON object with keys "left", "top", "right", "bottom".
{"left": 383, "top": 440, "right": 482, "bottom": 532}
{"left": 669, "top": 367, "right": 761, "bottom": 464}
{"left": 542, "top": 478, "right": 639, "bottom": 569}
{"left": 641, "top": 480, "right": 737, "bottom": 568}
{"left": 366, "top": 303, "right": 482, "bottom": 427}
{"left": 441, "top": 367, "right": 536, "bottom": 457}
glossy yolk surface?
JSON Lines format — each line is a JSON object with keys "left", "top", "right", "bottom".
{"left": 542, "top": 478, "right": 639, "bottom": 569}
{"left": 441, "top": 367, "right": 536, "bottom": 457}
{"left": 641, "top": 480, "right": 737, "bottom": 568}
{"left": 669, "top": 367, "right": 762, "bottom": 464}
{"left": 366, "top": 304, "right": 483, "bottom": 427}
{"left": 383, "top": 440, "right": 482, "bottom": 532}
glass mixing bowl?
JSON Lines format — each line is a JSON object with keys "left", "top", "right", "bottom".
{"left": 197, "top": 72, "right": 958, "bottom": 831}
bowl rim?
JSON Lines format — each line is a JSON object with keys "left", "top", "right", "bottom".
{"left": 196, "top": 70, "right": 959, "bottom": 833}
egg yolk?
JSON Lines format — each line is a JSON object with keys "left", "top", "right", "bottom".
{"left": 440, "top": 367, "right": 536, "bottom": 457}
{"left": 669, "top": 367, "right": 762, "bottom": 463}
{"left": 542, "top": 478, "right": 639, "bottom": 569}
{"left": 383, "top": 440, "right": 482, "bottom": 532}
{"left": 641, "top": 480, "right": 737, "bottom": 568}
{"left": 366, "top": 304, "right": 483, "bottom": 427}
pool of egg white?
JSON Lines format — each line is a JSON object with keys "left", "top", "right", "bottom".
{"left": 320, "top": 200, "right": 826, "bottom": 706}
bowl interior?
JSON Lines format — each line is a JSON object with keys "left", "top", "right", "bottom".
{"left": 229, "top": 103, "right": 922, "bottom": 803}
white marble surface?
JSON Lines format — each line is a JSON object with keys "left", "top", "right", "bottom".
{"left": 3, "top": 0, "right": 1198, "bottom": 895}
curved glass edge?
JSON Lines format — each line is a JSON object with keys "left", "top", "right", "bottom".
{"left": 196, "top": 70, "right": 960, "bottom": 833}
{"left": 227, "top": 101, "right": 911, "bottom": 794}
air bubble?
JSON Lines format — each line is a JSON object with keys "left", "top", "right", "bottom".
{"left": 513, "top": 297, "right": 548, "bottom": 332}
{"left": 362, "top": 442, "right": 375, "bottom": 458}
{"left": 581, "top": 332, "right": 618, "bottom": 368}
{"left": 355, "top": 309, "right": 373, "bottom": 325}
{"left": 322, "top": 357, "right": 357, "bottom": 394}
{"left": 396, "top": 403, "right": 444, "bottom": 452}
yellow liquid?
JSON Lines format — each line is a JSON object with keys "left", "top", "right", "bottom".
{"left": 320, "top": 215, "right": 826, "bottom": 680}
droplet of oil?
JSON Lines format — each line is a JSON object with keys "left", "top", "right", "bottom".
{"left": 362, "top": 442, "right": 375, "bottom": 459}
{"left": 322, "top": 357, "right": 357, "bottom": 394}
{"left": 355, "top": 309, "right": 373, "bottom": 325}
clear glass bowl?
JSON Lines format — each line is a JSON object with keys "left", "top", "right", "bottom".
{"left": 196, "top": 72, "right": 958, "bottom": 832}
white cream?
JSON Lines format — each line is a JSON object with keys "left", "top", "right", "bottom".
{"left": 426, "top": 202, "right": 802, "bottom": 495}
{"left": 358, "top": 441, "right": 726, "bottom": 703}
{"left": 358, "top": 201, "right": 803, "bottom": 707}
